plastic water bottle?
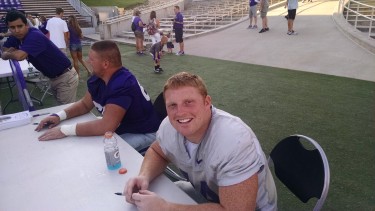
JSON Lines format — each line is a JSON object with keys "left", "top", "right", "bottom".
{"left": 103, "top": 131, "right": 121, "bottom": 170}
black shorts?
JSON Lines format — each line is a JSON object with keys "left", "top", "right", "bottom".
{"left": 174, "top": 28, "right": 183, "bottom": 43}
{"left": 167, "top": 42, "right": 174, "bottom": 48}
{"left": 288, "top": 9, "right": 296, "bottom": 20}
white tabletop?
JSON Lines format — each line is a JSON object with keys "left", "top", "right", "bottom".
{"left": 0, "top": 105, "right": 196, "bottom": 210}
{"left": 0, "top": 58, "right": 32, "bottom": 78}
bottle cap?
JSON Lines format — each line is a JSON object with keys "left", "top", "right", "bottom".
{"left": 104, "top": 131, "right": 113, "bottom": 138}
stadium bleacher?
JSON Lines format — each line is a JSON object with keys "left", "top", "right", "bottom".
{"left": 0, "top": 0, "right": 22, "bottom": 11}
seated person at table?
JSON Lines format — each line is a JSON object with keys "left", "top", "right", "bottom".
{"left": 1, "top": 9, "right": 78, "bottom": 104}
{"left": 124, "top": 72, "right": 277, "bottom": 211}
{"left": 35, "top": 40, "right": 161, "bottom": 152}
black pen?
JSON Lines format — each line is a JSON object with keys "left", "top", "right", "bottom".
{"left": 32, "top": 112, "right": 50, "bottom": 117}
{"left": 0, "top": 116, "right": 12, "bottom": 121}
{"left": 114, "top": 192, "right": 124, "bottom": 196}
{"left": 33, "top": 121, "right": 53, "bottom": 126}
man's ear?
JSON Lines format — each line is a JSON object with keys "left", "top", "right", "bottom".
{"left": 204, "top": 95, "right": 212, "bottom": 107}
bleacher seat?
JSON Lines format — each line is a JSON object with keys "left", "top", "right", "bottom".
{"left": 0, "top": 0, "right": 22, "bottom": 11}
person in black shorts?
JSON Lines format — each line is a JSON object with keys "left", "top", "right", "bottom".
{"left": 172, "top": 6, "right": 184, "bottom": 55}
{"left": 285, "top": 0, "right": 298, "bottom": 35}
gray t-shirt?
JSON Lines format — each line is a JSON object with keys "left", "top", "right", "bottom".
{"left": 150, "top": 41, "right": 163, "bottom": 55}
{"left": 157, "top": 106, "right": 277, "bottom": 210}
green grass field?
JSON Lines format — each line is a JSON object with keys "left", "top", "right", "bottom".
{"left": 82, "top": 0, "right": 145, "bottom": 8}
{"left": 1, "top": 43, "right": 374, "bottom": 210}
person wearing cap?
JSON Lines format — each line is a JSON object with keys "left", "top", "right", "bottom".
{"left": 1, "top": 9, "right": 78, "bottom": 104}
{"left": 132, "top": 9, "right": 145, "bottom": 55}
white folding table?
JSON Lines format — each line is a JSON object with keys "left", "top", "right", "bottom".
{"left": 0, "top": 58, "right": 37, "bottom": 113}
{"left": 0, "top": 104, "right": 196, "bottom": 210}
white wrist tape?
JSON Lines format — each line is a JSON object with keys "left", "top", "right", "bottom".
{"left": 60, "top": 124, "right": 77, "bottom": 136}
{"left": 56, "top": 110, "right": 67, "bottom": 121}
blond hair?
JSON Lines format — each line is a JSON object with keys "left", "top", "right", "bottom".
{"left": 164, "top": 72, "right": 208, "bottom": 97}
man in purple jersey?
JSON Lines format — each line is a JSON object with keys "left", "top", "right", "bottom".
{"left": 173, "top": 6, "right": 184, "bottom": 55}
{"left": 35, "top": 40, "right": 161, "bottom": 152}
{"left": 1, "top": 10, "right": 78, "bottom": 104}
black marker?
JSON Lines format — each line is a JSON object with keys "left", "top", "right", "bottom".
{"left": 32, "top": 112, "right": 50, "bottom": 117}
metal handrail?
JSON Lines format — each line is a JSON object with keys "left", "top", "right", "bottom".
{"left": 104, "top": 0, "right": 182, "bottom": 24}
{"left": 67, "top": 0, "right": 97, "bottom": 27}
{"left": 339, "top": 0, "right": 375, "bottom": 38}
{"left": 183, "top": 1, "right": 249, "bottom": 34}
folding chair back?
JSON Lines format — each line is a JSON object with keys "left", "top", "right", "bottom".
{"left": 269, "top": 134, "right": 330, "bottom": 211}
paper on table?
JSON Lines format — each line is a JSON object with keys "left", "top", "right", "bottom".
{"left": 0, "top": 111, "right": 32, "bottom": 131}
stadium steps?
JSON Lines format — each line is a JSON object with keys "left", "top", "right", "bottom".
{"left": 116, "top": 0, "right": 249, "bottom": 46}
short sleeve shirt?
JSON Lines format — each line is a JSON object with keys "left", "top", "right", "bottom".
{"left": 3, "top": 28, "right": 71, "bottom": 78}
{"left": 46, "top": 17, "right": 68, "bottom": 48}
{"left": 250, "top": 0, "right": 258, "bottom": 6}
{"left": 87, "top": 67, "right": 161, "bottom": 134}
{"left": 133, "top": 16, "right": 143, "bottom": 32}
{"left": 38, "top": 21, "right": 48, "bottom": 35}
{"left": 150, "top": 42, "right": 163, "bottom": 55}
{"left": 157, "top": 106, "right": 277, "bottom": 210}
{"left": 173, "top": 12, "right": 183, "bottom": 29}
{"left": 68, "top": 26, "right": 81, "bottom": 45}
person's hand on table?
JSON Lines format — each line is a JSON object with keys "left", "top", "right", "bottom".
{"left": 37, "top": 127, "right": 66, "bottom": 141}
{"left": 132, "top": 190, "right": 168, "bottom": 211}
{"left": 124, "top": 176, "right": 150, "bottom": 204}
{"left": 35, "top": 115, "right": 60, "bottom": 132}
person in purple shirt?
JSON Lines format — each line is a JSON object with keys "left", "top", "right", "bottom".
{"left": 1, "top": 9, "right": 78, "bottom": 104}
{"left": 67, "top": 15, "right": 89, "bottom": 77}
{"left": 38, "top": 15, "right": 49, "bottom": 37}
{"left": 35, "top": 40, "right": 161, "bottom": 152}
{"left": 133, "top": 9, "right": 145, "bottom": 55}
{"left": 173, "top": 5, "right": 184, "bottom": 55}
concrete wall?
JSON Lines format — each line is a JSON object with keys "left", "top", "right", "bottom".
{"left": 91, "top": 6, "right": 120, "bottom": 22}
{"left": 99, "top": 0, "right": 184, "bottom": 40}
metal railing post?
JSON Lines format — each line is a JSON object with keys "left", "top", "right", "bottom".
{"left": 355, "top": 3, "right": 359, "bottom": 28}
{"left": 370, "top": 8, "right": 374, "bottom": 37}
{"left": 346, "top": 0, "right": 350, "bottom": 20}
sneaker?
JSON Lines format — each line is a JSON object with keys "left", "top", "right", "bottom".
{"left": 259, "top": 28, "right": 266, "bottom": 33}
{"left": 154, "top": 69, "right": 161, "bottom": 73}
{"left": 251, "top": 25, "right": 258, "bottom": 29}
{"left": 247, "top": 25, "right": 252, "bottom": 29}
{"left": 265, "top": 27, "right": 269, "bottom": 31}
{"left": 176, "top": 51, "right": 185, "bottom": 56}
{"left": 287, "top": 30, "right": 298, "bottom": 35}
{"left": 158, "top": 68, "right": 164, "bottom": 72}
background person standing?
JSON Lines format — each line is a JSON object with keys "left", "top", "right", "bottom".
{"left": 38, "top": 15, "right": 49, "bottom": 38}
{"left": 47, "top": 7, "right": 69, "bottom": 54}
{"left": 173, "top": 6, "right": 184, "bottom": 55}
{"left": 67, "top": 15, "right": 90, "bottom": 77}
{"left": 147, "top": 10, "right": 161, "bottom": 45}
{"left": 285, "top": 0, "right": 298, "bottom": 35}
{"left": 247, "top": 0, "right": 258, "bottom": 29}
{"left": 258, "top": 0, "right": 269, "bottom": 33}
{"left": 133, "top": 9, "right": 145, "bottom": 55}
